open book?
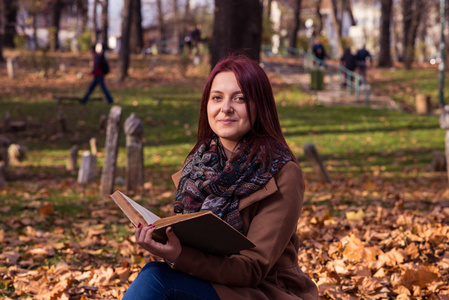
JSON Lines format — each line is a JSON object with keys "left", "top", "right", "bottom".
{"left": 110, "top": 191, "right": 255, "bottom": 255}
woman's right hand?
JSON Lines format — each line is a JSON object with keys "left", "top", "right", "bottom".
{"left": 135, "top": 224, "right": 182, "bottom": 263}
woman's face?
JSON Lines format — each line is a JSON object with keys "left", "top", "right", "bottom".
{"left": 207, "top": 71, "right": 256, "bottom": 150}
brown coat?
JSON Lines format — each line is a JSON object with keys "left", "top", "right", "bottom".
{"left": 171, "top": 161, "right": 318, "bottom": 300}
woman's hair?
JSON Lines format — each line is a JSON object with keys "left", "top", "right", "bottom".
{"left": 189, "top": 54, "right": 297, "bottom": 165}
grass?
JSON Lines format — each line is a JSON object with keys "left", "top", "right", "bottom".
{"left": 369, "top": 66, "right": 448, "bottom": 110}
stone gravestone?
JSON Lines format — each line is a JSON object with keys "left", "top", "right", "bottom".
{"left": 78, "top": 151, "right": 96, "bottom": 184}
{"left": 0, "top": 164, "right": 5, "bottom": 188}
{"left": 67, "top": 145, "right": 78, "bottom": 173}
{"left": 303, "top": 143, "right": 332, "bottom": 184}
{"left": 440, "top": 105, "right": 449, "bottom": 183}
{"left": 8, "top": 144, "right": 26, "bottom": 164}
{"left": 124, "top": 113, "right": 144, "bottom": 193}
{"left": 0, "top": 137, "right": 10, "bottom": 168}
{"left": 415, "top": 94, "right": 431, "bottom": 115}
{"left": 100, "top": 106, "right": 123, "bottom": 197}
{"left": 6, "top": 58, "right": 15, "bottom": 79}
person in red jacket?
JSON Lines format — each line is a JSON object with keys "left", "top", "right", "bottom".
{"left": 122, "top": 55, "right": 318, "bottom": 300}
{"left": 80, "top": 46, "right": 114, "bottom": 104}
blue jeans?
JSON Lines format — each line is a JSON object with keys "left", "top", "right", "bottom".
{"left": 122, "top": 261, "right": 220, "bottom": 300}
{"left": 81, "top": 76, "right": 114, "bottom": 104}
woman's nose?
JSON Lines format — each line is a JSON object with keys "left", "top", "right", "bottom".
{"left": 221, "top": 100, "right": 234, "bottom": 114}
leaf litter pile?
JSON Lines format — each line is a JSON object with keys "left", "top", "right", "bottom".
{"left": 1, "top": 172, "right": 448, "bottom": 299}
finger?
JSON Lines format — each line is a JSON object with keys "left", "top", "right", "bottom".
{"left": 143, "top": 224, "right": 156, "bottom": 243}
{"left": 166, "top": 227, "right": 180, "bottom": 246}
{"left": 135, "top": 222, "right": 143, "bottom": 238}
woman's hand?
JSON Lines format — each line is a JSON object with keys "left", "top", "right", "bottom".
{"left": 135, "top": 224, "right": 182, "bottom": 263}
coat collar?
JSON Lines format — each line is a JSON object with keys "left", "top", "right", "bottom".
{"left": 171, "top": 170, "right": 278, "bottom": 211}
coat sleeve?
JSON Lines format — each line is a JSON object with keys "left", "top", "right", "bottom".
{"left": 172, "top": 162, "right": 304, "bottom": 287}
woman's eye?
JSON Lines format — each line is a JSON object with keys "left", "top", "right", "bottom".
{"left": 211, "top": 96, "right": 222, "bottom": 101}
{"left": 235, "top": 96, "right": 245, "bottom": 102}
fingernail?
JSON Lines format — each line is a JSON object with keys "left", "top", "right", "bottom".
{"left": 147, "top": 224, "right": 153, "bottom": 227}
{"left": 137, "top": 223, "right": 142, "bottom": 228}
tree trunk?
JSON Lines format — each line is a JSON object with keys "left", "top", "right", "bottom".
{"left": 172, "top": 0, "right": 180, "bottom": 54}
{"left": 129, "top": 0, "right": 143, "bottom": 54}
{"left": 156, "top": 0, "right": 166, "bottom": 53}
{"left": 100, "top": 0, "right": 109, "bottom": 50}
{"left": 92, "top": 0, "right": 98, "bottom": 44}
{"left": 314, "top": 0, "right": 323, "bottom": 37}
{"left": 288, "top": 0, "right": 302, "bottom": 49}
{"left": 3, "top": 0, "right": 17, "bottom": 48}
{"left": 77, "top": 0, "right": 88, "bottom": 33}
{"left": 402, "top": 0, "right": 424, "bottom": 70}
{"left": 378, "top": 0, "right": 392, "bottom": 67}
{"left": 329, "top": 0, "right": 342, "bottom": 57}
{"left": 117, "top": 0, "right": 132, "bottom": 81}
{"left": 266, "top": 0, "right": 272, "bottom": 20}
{"left": 445, "top": 0, "right": 449, "bottom": 67}
{"left": 0, "top": 0, "right": 5, "bottom": 62}
{"left": 50, "top": 0, "right": 62, "bottom": 51}
{"left": 211, "top": 0, "right": 262, "bottom": 69}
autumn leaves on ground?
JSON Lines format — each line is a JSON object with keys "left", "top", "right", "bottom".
{"left": 0, "top": 51, "right": 448, "bottom": 299}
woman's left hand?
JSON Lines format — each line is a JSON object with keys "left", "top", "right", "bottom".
{"left": 135, "top": 224, "right": 182, "bottom": 263}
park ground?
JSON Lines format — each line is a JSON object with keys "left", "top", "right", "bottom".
{"left": 0, "top": 50, "right": 448, "bottom": 299}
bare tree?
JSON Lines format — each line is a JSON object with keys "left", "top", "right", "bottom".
{"left": 172, "top": 0, "right": 180, "bottom": 54}
{"left": 117, "top": 0, "right": 132, "bottom": 81}
{"left": 76, "top": 0, "right": 88, "bottom": 33}
{"left": 129, "top": 0, "right": 143, "bottom": 53}
{"left": 100, "top": 0, "right": 109, "bottom": 50}
{"left": 314, "top": 0, "right": 323, "bottom": 37}
{"left": 378, "top": 0, "right": 392, "bottom": 67}
{"left": 288, "top": 0, "right": 302, "bottom": 49}
{"left": 49, "top": 0, "right": 62, "bottom": 51}
{"left": 402, "top": 0, "right": 425, "bottom": 69}
{"left": 0, "top": 0, "right": 4, "bottom": 62}
{"left": 211, "top": 0, "right": 262, "bottom": 68}
{"left": 156, "top": 0, "right": 166, "bottom": 52}
{"left": 92, "top": 0, "right": 98, "bottom": 44}
{"left": 3, "top": 0, "right": 18, "bottom": 48}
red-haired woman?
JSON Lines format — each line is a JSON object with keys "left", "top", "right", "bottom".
{"left": 123, "top": 55, "right": 318, "bottom": 300}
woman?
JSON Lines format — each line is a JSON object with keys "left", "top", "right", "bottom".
{"left": 123, "top": 55, "right": 318, "bottom": 300}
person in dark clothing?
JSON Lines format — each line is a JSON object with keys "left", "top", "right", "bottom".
{"left": 80, "top": 46, "right": 114, "bottom": 104}
{"left": 355, "top": 45, "right": 372, "bottom": 83}
{"left": 312, "top": 38, "right": 326, "bottom": 65}
{"left": 340, "top": 47, "right": 357, "bottom": 87}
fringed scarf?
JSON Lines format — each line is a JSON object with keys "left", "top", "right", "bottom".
{"left": 174, "top": 135, "right": 292, "bottom": 233}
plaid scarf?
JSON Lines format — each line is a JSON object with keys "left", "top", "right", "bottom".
{"left": 174, "top": 135, "right": 292, "bottom": 233}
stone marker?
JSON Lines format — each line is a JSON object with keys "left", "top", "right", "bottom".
{"left": 416, "top": 94, "right": 431, "bottom": 114}
{"left": 0, "top": 164, "right": 5, "bottom": 188}
{"left": 6, "top": 58, "right": 15, "bottom": 79}
{"left": 8, "top": 144, "right": 26, "bottom": 164}
{"left": 90, "top": 137, "right": 97, "bottom": 155}
{"left": 100, "top": 106, "right": 123, "bottom": 197}
{"left": 431, "top": 150, "right": 446, "bottom": 172}
{"left": 78, "top": 151, "right": 96, "bottom": 184}
{"left": 440, "top": 105, "right": 449, "bottom": 183}
{"left": 303, "top": 143, "right": 332, "bottom": 183}
{"left": 0, "top": 137, "right": 10, "bottom": 168}
{"left": 124, "top": 113, "right": 144, "bottom": 192}
{"left": 4, "top": 112, "right": 10, "bottom": 133}
{"left": 58, "top": 110, "right": 67, "bottom": 133}
{"left": 67, "top": 145, "right": 78, "bottom": 173}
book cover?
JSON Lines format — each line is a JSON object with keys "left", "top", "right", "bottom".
{"left": 110, "top": 191, "right": 255, "bottom": 255}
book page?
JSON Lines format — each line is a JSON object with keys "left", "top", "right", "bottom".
{"left": 119, "top": 192, "right": 161, "bottom": 224}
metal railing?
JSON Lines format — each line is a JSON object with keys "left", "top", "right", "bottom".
{"left": 261, "top": 45, "right": 371, "bottom": 105}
